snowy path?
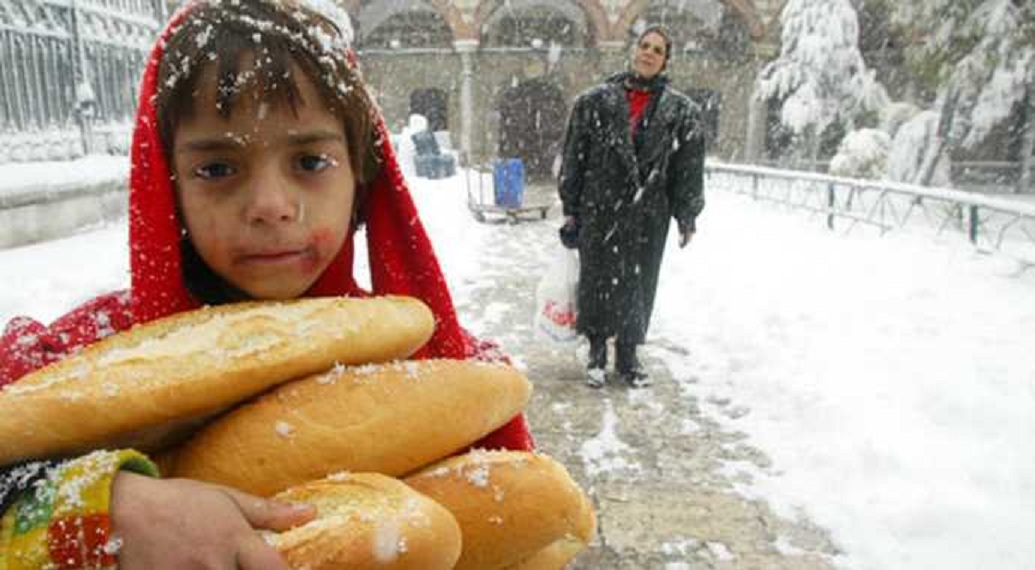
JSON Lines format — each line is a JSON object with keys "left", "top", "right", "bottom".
{"left": 412, "top": 180, "right": 1035, "bottom": 569}
{"left": 2, "top": 176, "right": 1034, "bottom": 569}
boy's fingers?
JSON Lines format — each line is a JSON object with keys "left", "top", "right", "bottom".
{"left": 222, "top": 487, "right": 315, "bottom": 531}
{"left": 236, "top": 535, "right": 291, "bottom": 570}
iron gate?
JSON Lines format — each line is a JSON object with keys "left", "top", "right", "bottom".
{"left": 0, "top": 0, "right": 164, "bottom": 164}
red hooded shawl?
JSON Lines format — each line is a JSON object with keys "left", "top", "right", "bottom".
{"left": 0, "top": 3, "right": 532, "bottom": 452}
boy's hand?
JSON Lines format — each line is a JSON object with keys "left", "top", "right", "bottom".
{"left": 111, "top": 472, "right": 315, "bottom": 569}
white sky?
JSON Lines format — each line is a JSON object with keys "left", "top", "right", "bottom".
{"left": 1, "top": 159, "right": 1034, "bottom": 569}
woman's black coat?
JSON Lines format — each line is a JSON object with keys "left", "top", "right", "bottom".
{"left": 559, "top": 73, "right": 705, "bottom": 343}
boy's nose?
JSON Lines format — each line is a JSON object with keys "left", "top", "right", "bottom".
{"left": 246, "top": 175, "right": 300, "bottom": 225}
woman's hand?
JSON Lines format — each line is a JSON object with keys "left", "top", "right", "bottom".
{"left": 678, "top": 229, "right": 693, "bottom": 249}
{"left": 111, "top": 472, "right": 315, "bottom": 569}
{"left": 559, "top": 216, "right": 580, "bottom": 249}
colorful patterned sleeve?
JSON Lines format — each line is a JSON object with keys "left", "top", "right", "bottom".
{"left": 0, "top": 449, "right": 158, "bottom": 570}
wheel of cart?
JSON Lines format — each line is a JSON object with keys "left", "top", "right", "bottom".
{"left": 464, "top": 158, "right": 552, "bottom": 223}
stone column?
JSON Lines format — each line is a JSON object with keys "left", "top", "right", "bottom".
{"left": 1017, "top": 84, "right": 1034, "bottom": 194}
{"left": 454, "top": 39, "right": 478, "bottom": 165}
{"left": 745, "top": 41, "right": 779, "bottom": 164}
{"left": 744, "top": 93, "right": 765, "bottom": 163}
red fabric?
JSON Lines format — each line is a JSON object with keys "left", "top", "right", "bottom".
{"left": 626, "top": 88, "right": 652, "bottom": 135}
{"left": 0, "top": 292, "right": 134, "bottom": 387}
{"left": 0, "top": 2, "right": 532, "bottom": 452}
{"left": 48, "top": 514, "right": 116, "bottom": 569}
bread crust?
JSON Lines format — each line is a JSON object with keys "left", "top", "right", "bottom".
{"left": 268, "top": 473, "right": 461, "bottom": 570}
{"left": 171, "top": 359, "right": 533, "bottom": 496}
{"left": 0, "top": 296, "right": 434, "bottom": 465}
{"left": 404, "top": 450, "right": 596, "bottom": 570}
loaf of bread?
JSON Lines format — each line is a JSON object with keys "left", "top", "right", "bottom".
{"left": 267, "top": 472, "right": 461, "bottom": 569}
{"left": 404, "top": 450, "right": 596, "bottom": 570}
{"left": 169, "top": 359, "right": 533, "bottom": 496}
{"left": 0, "top": 296, "right": 434, "bottom": 465}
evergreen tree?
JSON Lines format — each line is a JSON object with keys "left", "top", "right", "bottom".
{"left": 892, "top": 0, "right": 1034, "bottom": 190}
{"left": 757, "top": 0, "right": 887, "bottom": 163}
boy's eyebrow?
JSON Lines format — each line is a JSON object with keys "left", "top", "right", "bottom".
{"left": 285, "top": 130, "right": 347, "bottom": 145}
{"left": 177, "top": 130, "right": 345, "bottom": 153}
{"left": 177, "top": 137, "right": 247, "bottom": 153}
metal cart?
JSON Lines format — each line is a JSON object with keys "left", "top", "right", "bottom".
{"left": 464, "top": 161, "right": 552, "bottom": 223}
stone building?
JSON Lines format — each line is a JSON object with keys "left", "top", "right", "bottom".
{"left": 2, "top": 0, "right": 787, "bottom": 169}
{"left": 345, "top": 0, "right": 785, "bottom": 179}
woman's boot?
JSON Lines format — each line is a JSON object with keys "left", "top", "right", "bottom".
{"left": 616, "top": 339, "right": 650, "bottom": 388}
{"left": 586, "top": 335, "right": 607, "bottom": 388}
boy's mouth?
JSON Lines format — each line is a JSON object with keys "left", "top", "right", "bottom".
{"left": 237, "top": 247, "right": 314, "bottom": 266}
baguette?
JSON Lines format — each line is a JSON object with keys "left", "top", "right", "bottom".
{"left": 0, "top": 296, "right": 434, "bottom": 465}
{"left": 267, "top": 472, "right": 461, "bottom": 570}
{"left": 404, "top": 450, "right": 596, "bottom": 570}
{"left": 170, "top": 359, "right": 533, "bottom": 496}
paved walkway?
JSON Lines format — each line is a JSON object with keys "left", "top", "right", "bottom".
{"left": 451, "top": 184, "right": 841, "bottom": 569}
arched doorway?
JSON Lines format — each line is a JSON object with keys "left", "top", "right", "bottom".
{"left": 409, "top": 88, "right": 448, "bottom": 132}
{"left": 497, "top": 78, "right": 567, "bottom": 181}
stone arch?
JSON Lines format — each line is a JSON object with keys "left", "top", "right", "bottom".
{"left": 344, "top": 0, "right": 474, "bottom": 42}
{"left": 353, "top": 0, "right": 457, "bottom": 48}
{"left": 474, "top": 0, "right": 607, "bottom": 47}
{"left": 616, "top": 0, "right": 764, "bottom": 42}
{"left": 570, "top": 0, "right": 611, "bottom": 46}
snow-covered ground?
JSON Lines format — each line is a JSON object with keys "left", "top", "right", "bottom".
{"left": 0, "top": 155, "right": 129, "bottom": 195}
{"left": 2, "top": 165, "right": 1034, "bottom": 570}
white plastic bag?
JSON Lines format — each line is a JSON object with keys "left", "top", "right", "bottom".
{"left": 534, "top": 248, "right": 579, "bottom": 344}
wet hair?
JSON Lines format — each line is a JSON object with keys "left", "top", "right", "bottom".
{"left": 155, "top": 0, "right": 381, "bottom": 304}
{"left": 157, "top": 0, "right": 380, "bottom": 186}
{"left": 636, "top": 25, "right": 673, "bottom": 72}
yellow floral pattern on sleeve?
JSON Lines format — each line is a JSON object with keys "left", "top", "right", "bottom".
{"left": 1, "top": 449, "right": 157, "bottom": 570}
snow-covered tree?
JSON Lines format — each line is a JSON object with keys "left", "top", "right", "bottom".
{"left": 757, "top": 0, "right": 888, "bottom": 162}
{"left": 829, "top": 128, "right": 890, "bottom": 179}
{"left": 892, "top": 0, "right": 1035, "bottom": 191}
{"left": 887, "top": 110, "right": 952, "bottom": 186}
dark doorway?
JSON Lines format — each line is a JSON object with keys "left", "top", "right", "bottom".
{"left": 409, "top": 88, "right": 448, "bottom": 132}
{"left": 497, "top": 78, "right": 566, "bottom": 181}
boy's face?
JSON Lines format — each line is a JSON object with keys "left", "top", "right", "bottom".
{"left": 172, "top": 63, "right": 355, "bottom": 300}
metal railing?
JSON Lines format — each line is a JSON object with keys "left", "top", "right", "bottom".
{"left": 707, "top": 162, "right": 1035, "bottom": 269}
{"left": 755, "top": 158, "right": 1034, "bottom": 194}
{"left": 0, "top": 0, "right": 164, "bottom": 164}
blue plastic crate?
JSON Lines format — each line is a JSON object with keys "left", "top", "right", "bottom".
{"left": 415, "top": 154, "right": 456, "bottom": 179}
{"left": 493, "top": 158, "right": 525, "bottom": 208}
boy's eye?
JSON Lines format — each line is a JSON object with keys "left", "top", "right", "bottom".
{"left": 297, "top": 153, "right": 336, "bottom": 173}
{"left": 194, "top": 162, "right": 236, "bottom": 180}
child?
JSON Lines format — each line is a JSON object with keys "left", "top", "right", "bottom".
{"left": 0, "top": 1, "right": 532, "bottom": 567}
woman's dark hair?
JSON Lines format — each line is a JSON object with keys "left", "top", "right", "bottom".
{"left": 155, "top": 0, "right": 381, "bottom": 304}
{"left": 636, "top": 25, "right": 673, "bottom": 71}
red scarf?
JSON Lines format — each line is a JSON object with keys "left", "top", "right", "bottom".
{"left": 2, "top": 4, "right": 531, "bottom": 452}
{"left": 130, "top": 5, "right": 466, "bottom": 358}
{"left": 122, "top": 3, "right": 531, "bottom": 449}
